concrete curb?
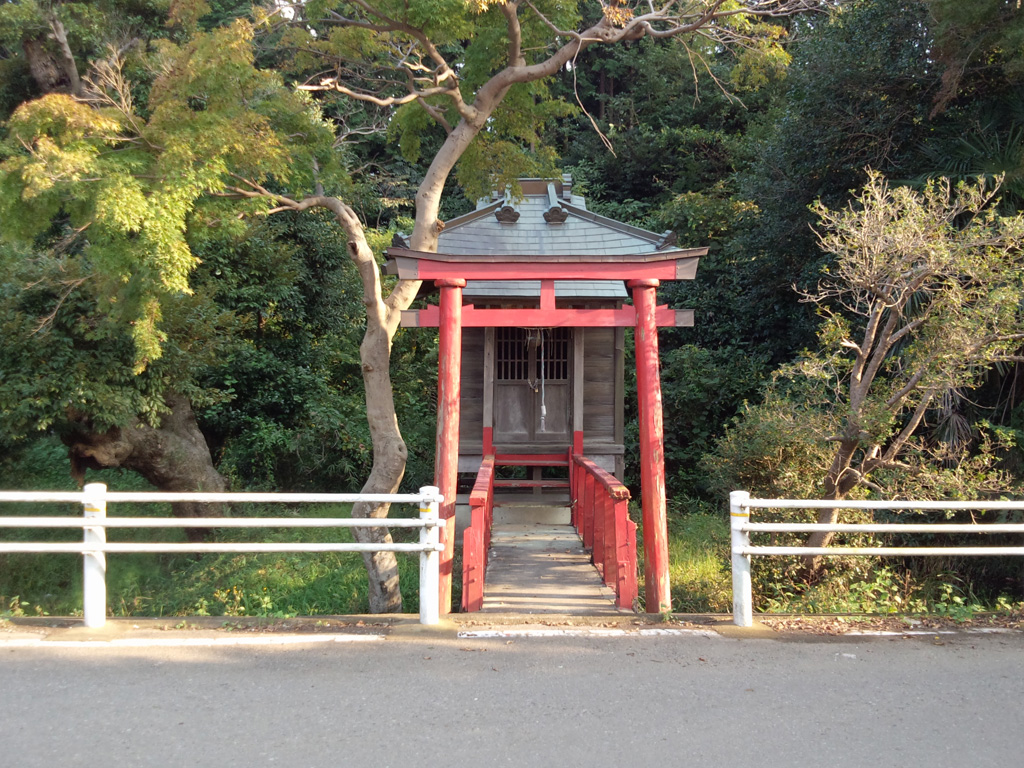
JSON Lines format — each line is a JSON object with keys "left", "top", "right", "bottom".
{"left": 4, "top": 613, "right": 1019, "bottom": 646}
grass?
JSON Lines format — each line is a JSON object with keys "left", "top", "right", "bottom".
{"left": 642, "top": 502, "right": 1024, "bottom": 620}
{"left": 1, "top": 499, "right": 433, "bottom": 618}
{"left": 665, "top": 511, "right": 732, "bottom": 613}
{"left": 633, "top": 501, "right": 733, "bottom": 614}
{"left": 1, "top": 437, "right": 445, "bottom": 619}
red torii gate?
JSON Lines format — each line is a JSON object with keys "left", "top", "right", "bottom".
{"left": 388, "top": 246, "right": 705, "bottom": 614}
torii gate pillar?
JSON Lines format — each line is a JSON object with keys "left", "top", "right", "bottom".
{"left": 629, "top": 279, "right": 671, "bottom": 613}
{"left": 435, "top": 278, "right": 465, "bottom": 614}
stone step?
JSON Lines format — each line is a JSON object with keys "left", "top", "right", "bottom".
{"left": 480, "top": 522, "right": 627, "bottom": 615}
{"left": 493, "top": 505, "right": 570, "bottom": 526}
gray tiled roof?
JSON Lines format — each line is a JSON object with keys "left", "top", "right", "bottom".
{"left": 438, "top": 183, "right": 667, "bottom": 301}
{"left": 439, "top": 196, "right": 664, "bottom": 257}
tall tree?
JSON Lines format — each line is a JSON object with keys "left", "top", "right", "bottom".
{"left": 0, "top": 1, "right": 253, "bottom": 528}
{"left": 708, "top": 173, "right": 1024, "bottom": 578}
{"left": 802, "top": 174, "right": 1024, "bottom": 551}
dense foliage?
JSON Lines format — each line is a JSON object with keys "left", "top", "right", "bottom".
{"left": 3, "top": 0, "right": 1024, "bottom": 614}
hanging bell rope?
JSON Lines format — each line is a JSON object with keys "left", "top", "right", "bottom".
{"left": 523, "top": 328, "right": 553, "bottom": 432}
{"left": 539, "top": 328, "right": 547, "bottom": 432}
{"left": 525, "top": 330, "right": 540, "bottom": 392}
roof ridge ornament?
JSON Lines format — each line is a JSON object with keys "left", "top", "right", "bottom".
{"left": 656, "top": 231, "right": 678, "bottom": 251}
{"left": 494, "top": 204, "right": 520, "bottom": 223}
{"left": 544, "top": 182, "right": 568, "bottom": 225}
{"left": 495, "top": 185, "right": 521, "bottom": 223}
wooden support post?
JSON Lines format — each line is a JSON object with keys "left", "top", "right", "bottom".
{"left": 540, "top": 279, "right": 556, "bottom": 310}
{"left": 603, "top": 493, "right": 616, "bottom": 588}
{"left": 483, "top": 327, "right": 495, "bottom": 456}
{"left": 435, "top": 278, "right": 466, "bottom": 614}
{"left": 593, "top": 484, "right": 606, "bottom": 577}
{"left": 623, "top": 518, "right": 639, "bottom": 610}
{"left": 570, "top": 432, "right": 583, "bottom": 528}
{"left": 613, "top": 498, "right": 632, "bottom": 607}
{"left": 629, "top": 279, "right": 671, "bottom": 613}
{"left": 462, "top": 499, "right": 485, "bottom": 612}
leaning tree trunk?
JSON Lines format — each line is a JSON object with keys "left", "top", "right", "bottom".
{"left": 273, "top": 105, "right": 494, "bottom": 613}
{"left": 348, "top": 308, "right": 409, "bottom": 614}
{"left": 61, "top": 394, "right": 227, "bottom": 541}
{"left": 342, "top": 115, "right": 494, "bottom": 613}
{"left": 803, "top": 438, "right": 860, "bottom": 580}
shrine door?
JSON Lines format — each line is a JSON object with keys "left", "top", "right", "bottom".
{"left": 493, "top": 327, "right": 572, "bottom": 446}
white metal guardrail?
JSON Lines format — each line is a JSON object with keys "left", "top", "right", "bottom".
{"left": 729, "top": 490, "right": 1024, "bottom": 627}
{"left": 0, "top": 483, "right": 444, "bottom": 626}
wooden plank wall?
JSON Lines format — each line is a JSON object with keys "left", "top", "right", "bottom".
{"left": 459, "top": 328, "right": 485, "bottom": 452}
{"left": 582, "top": 327, "right": 617, "bottom": 442}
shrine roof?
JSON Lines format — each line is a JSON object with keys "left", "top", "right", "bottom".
{"left": 436, "top": 177, "right": 672, "bottom": 258}
{"left": 394, "top": 177, "right": 693, "bottom": 300}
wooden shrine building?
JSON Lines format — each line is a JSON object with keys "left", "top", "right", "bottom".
{"left": 387, "top": 177, "right": 705, "bottom": 614}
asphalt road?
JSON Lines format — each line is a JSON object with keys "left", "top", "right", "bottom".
{"left": 2, "top": 629, "right": 1023, "bottom": 767}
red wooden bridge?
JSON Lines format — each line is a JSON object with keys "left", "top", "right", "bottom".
{"left": 461, "top": 452, "right": 636, "bottom": 613}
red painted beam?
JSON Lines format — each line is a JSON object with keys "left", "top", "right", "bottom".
{"left": 389, "top": 255, "right": 699, "bottom": 281}
{"left": 402, "top": 305, "right": 693, "bottom": 329}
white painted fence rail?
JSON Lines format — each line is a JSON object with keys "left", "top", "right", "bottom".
{"left": 730, "top": 490, "right": 1024, "bottom": 627}
{"left": 0, "top": 483, "right": 444, "bottom": 627}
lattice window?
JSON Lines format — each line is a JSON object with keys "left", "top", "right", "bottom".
{"left": 495, "top": 328, "right": 570, "bottom": 381}
{"left": 496, "top": 328, "right": 529, "bottom": 381}
{"left": 541, "top": 328, "right": 570, "bottom": 381}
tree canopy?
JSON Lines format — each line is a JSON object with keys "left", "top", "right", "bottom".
{"left": 4, "top": 0, "right": 1024, "bottom": 613}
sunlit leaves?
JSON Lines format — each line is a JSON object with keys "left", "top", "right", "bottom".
{"left": 466, "top": 0, "right": 503, "bottom": 13}
{"left": 456, "top": 136, "right": 560, "bottom": 202}
{"left": 730, "top": 24, "right": 791, "bottom": 91}
{"left": 168, "top": 0, "right": 212, "bottom": 31}
{"left": 601, "top": 2, "right": 633, "bottom": 29}
{"left": 0, "top": 19, "right": 339, "bottom": 369}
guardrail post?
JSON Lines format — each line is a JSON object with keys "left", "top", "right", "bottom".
{"left": 82, "top": 482, "right": 107, "bottom": 628}
{"left": 730, "top": 490, "right": 752, "bottom": 627}
{"left": 419, "top": 486, "right": 441, "bottom": 625}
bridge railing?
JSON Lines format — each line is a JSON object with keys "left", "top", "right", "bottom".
{"left": 730, "top": 490, "right": 1024, "bottom": 627}
{"left": 461, "top": 455, "right": 495, "bottom": 612}
{"left": 571, "top": 455, "right": 637, "bottom": 610}
{"left": 0, "top": 484, "right": 444, "bottom": 626}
